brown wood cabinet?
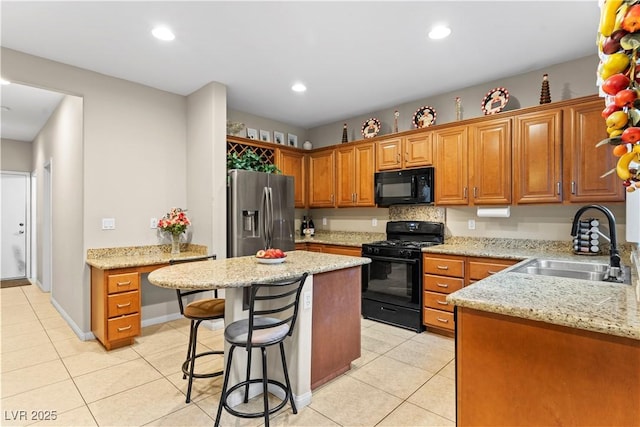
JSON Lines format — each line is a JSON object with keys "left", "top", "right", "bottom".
{"left": 308, "top": 148, "right": 336, "bottom": 208}
{"left": 311, "top": 267, "right": 362, "bottom": 389}
{"left": 469, "top": 118, "right": 512, "bottom": 205}
{"left": 297, "top": 242, "right": 361, "bottom": 256}
{"left": 422, "top": 254, "right": 516, "bottom": 332}
{"left": 376, "top": 131, "right": 433, "bottom": 171}
{"left": 513, "top": 110, "right": 563, "bottom": 204}
{"left": 278, "top": 149, "right": 306, "bottom": 208}
{"left": 434, "top": 126, "right": 468, "bottom": 205}
{"left": 456, "top": 307, "right": 640, "bottom": 426}
{"left": 336, "top": 142, "right": 376, "bottom": 207}
{"left": 563, "top": 99, "right": 625, "bottom": 203}
{"left": 90, "top": 265, "right": 160, "bottom": 350}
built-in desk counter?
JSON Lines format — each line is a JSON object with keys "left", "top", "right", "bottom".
{"left": 86, "top": 244, "right": 208, "bottom": 350}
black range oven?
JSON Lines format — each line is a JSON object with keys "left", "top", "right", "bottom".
{"left": 361, "top": 221, "right": 445, "bottom": 332}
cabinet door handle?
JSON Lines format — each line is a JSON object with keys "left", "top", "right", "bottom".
{"left": 473, "top": 187, "right": 478, "bottom": 198}
{"left": 117, "top": 325, "right": 132, "bottom": 332}
{"left": 571, "top": 181, "right": 576, "bottom": 194}
{"left": 116, "top": 302, "right": 131, "bottom": 308}
{"left": 396, "top": 153, "right": 401, "bottom": 163}
{"left": 436, "top": 265, "right": 449, "bottom": 270}
{"left": 331, "top": 194, "right": 334, "bottom": 203}
{"left": 436, "top": 300, "right": 448, "bottom": 306}
{"left": 436, "top": 283, "right": 449, "bottom": 288}
{"left": 463, "top": 187, "right": 468, "bottom": 199}
{"left": 556, "top": 182, "right": 561, "bottom": 196}
{"left": 117, "top": 281, "right": 131, "bottom": 286}
{"left": 487, "top": 270, "right": 499, "bottom": 275}
{"left": 436, "top": 317, "right": 450, "bottom": 323}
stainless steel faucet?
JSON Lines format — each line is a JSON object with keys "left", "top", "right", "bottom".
{"left": 570, "top": 204, "right": 622, "bottom": 280}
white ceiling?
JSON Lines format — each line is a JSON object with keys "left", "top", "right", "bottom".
{"left": 1, "top": 1, "right": 600, "bottom": 141}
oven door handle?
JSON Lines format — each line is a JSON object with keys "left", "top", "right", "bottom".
{"left": 363, "top": 255, "right": 419, "bottom": 264}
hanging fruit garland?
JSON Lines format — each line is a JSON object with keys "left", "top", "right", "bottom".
{"left": 597, "top": 0, "right": 640, "bottom": 192}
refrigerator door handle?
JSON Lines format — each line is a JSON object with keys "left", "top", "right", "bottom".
{"left": 261, "top": 187, "right": 269, "bottom": 250}
{"left": 267, "top": 187, "right": 274, "bottom": 249}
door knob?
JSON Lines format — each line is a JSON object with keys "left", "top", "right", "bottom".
{"left": 19, "top": 223, "right": 24, "bottom": 226}
{"left": 18, "top": 231, "right": 25, "bottom": 234}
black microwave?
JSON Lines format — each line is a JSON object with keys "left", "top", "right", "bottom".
{"left": 374, "top": 167, "right": 434, "bottom": 207}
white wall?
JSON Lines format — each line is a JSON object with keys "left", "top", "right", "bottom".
{"left": 1, "top": 138, "right": 33, "bottom": 172}
{"left": 308, "top": 55, "right": 599, "bottom": 147}
{"left": 31, "top": 94, "right": 84, "bottom": 324}
{"left": 228, "top": 108, "right": 308, "bottom": 147}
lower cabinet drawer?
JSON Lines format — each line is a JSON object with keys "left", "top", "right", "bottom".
{"left": 423, "top": 274, "right": 464, "bottom": 293}
{"left": 468, "top": 260, "right": 515, "bottom": 281}
{"left": 107, "top": 272, "right": 139, "bottom": 294}
{"left": 424, "top": 291, "right": 454, "bottom": 312}
{"left": 107, "top": 291, "right": 139, "bottom": 317}
{"left": 107, "top": 313, "right": 140, "bottom": 340}
{"left": 423, "top": 308, "right": 455, "bottom": 331}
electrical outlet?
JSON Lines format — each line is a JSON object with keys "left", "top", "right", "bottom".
{"left": 303, "top": 291, "right": 312, "bottom": 309}
{"left": 150, "top": 217, "right": 157, "bottom": 229}
{"left": 372, "top": 218, "right": 378, "bottom": 227}
{"left": 102, "top": 218, "right": 116, "bottom": 230}
{"left": 468, "top": 219, "right": 476, "bottom": 230}
{"left": 322, "top": 217, "right": 327, "bottom": 226}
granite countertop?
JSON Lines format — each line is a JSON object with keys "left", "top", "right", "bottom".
{"left": 295, "top": 231, "right": 385, "bottom": 247}
{"left": 86, "top": 244, "right": 209, "bottom": 270}
{"left": 147, "top": 250, "right": 371, "bottom": 290}
{"left": 435, "top": 238, "right": 640, "bottom": 341}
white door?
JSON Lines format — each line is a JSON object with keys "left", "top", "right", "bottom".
{"left": 1, "top": 172, "right": 29, "bottom": 280}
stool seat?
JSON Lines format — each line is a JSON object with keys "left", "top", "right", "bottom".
{"left": 184, "top": 298, "right": 225, "bottom": 319}
{"left": 170, "top": 255, "right": 224, "bottom": 404}
{"left": 214, "top": 273, "right": 308, "bottom": 427}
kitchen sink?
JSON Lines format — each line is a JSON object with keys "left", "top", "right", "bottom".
{"left": 511, "top": 258, "right": 631, "bottom": 284}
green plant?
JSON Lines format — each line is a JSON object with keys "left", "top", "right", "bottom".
{"left": 227, "top": 149, "right": 281, "bottom": 173}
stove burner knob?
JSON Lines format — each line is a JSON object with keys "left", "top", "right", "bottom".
{"left": 373, "top": 247, "right": 380, "bottom": 254}
{"left": 399, "top": 249, "right": 411, "bottom": 257}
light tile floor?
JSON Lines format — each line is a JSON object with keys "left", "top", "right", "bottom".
{"left": 0, "top": 284, "right": 456, "bottom": 426}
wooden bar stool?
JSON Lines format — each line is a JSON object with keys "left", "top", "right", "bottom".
{"left": 214, "top": 273, "right": 308, "bottom": 427}
{"left": 170, "top": 255, "right": 225, "bottom": 403}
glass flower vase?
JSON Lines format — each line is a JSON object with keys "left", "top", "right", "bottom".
{"left": 171, "top": 233, "right": 181, "bottom": 255}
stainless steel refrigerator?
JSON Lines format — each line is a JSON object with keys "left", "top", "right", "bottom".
{"left": 227, "top": 169, "right": 295, "bottom": 257}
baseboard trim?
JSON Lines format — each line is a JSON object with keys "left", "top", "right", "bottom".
{"left": 49, "top": 297, "right": 95, "bottom": 341}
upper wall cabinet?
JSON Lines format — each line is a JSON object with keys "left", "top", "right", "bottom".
{"left": 469, "top": 118, "right": 512, "bottom": 205}
{"left": 336, "top": 142, "right": 376, "bottom": 207}
{"left": 278, "top": 149, "right": 306, "bottom": 208}
{"left": 435, "top": 118, "right": 511, "bottom": 206}
{"left": 563, "top": 100, "right": 625, "bottom": 203}
{"left": 435, "top": 126, "right": 468, "bottom": 205}
{"left": 309, "top": 148, "right": 336, "bottom": 208}
{"left": 513, "top": 110, "right": 563, "bottom": 204}
{"left": 376, "top": 131, "right": 433, "bottom": 171}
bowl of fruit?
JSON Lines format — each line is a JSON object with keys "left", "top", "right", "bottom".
{"left": 255, "top": 248, "right": 287, "bottom": 264}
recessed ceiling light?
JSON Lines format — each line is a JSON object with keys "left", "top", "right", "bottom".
{"left": 1, "top": 79, "right": 11, "bottom": 85}
{"left": 152, "top": 26, "right": 175, "bottom": 41}
{"left": 428, "top": 25, "right": 451, "bottom": 40}
{"left": 291, "top": 83, "right": 307, "bottom": 93}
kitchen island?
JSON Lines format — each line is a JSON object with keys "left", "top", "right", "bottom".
{"left": 440, "top": 240, "right": 639, "bottom": 426}
{"left": 147, "top": 250, "right": 370, "bottom": 409}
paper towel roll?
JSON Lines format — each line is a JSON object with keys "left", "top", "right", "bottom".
{"left": 476, "top": 206, "right": 510, "bottom": 218}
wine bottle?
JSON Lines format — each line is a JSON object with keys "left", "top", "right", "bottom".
{"left": 308, "top": 217, "right": 315, "bottom": 237}
{"left": 301, "top": 216, "right": 307, "bottom": 237}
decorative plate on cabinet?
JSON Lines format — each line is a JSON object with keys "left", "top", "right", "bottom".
{"left": 361, "top": 118, "right": 381, "bottom": 138}
{"left": 481, "top": 87, "right": 509, "bottom": 115}
{"left": 412, "top": 106, "right": 437, "bottom": 128}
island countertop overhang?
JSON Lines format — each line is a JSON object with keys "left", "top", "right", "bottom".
{"left": 147, "top": 250, "right": 371, "bottom": 290}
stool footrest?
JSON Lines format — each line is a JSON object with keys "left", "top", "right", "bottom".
{"left": 181, "top": 350, "right": 224, "bottom": 379}
{"left": 223, "top": 379, "right": 290, "bottom": 419}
